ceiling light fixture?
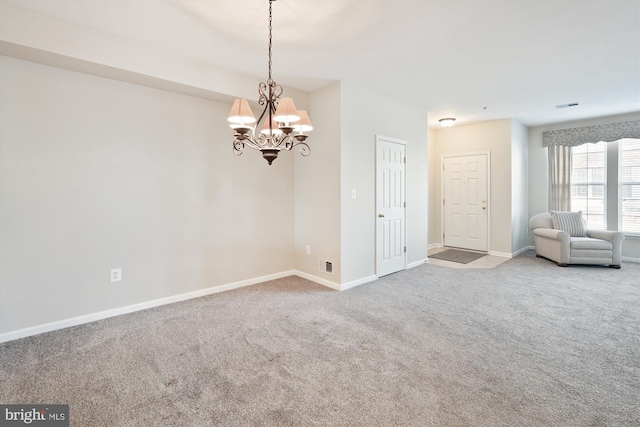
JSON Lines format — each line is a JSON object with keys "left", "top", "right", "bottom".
{"left": 227, "top": 0, "right": 312, "bottom": 165}
{"left": 439, "top": 118, "right": 456, "bottom": 127}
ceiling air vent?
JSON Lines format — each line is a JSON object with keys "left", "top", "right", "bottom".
{"left": 555, "top": 102, "right": 579, "bottom": 109}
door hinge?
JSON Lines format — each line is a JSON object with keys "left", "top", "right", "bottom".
{"left": 404, "top": 157, "right": 406, "bottom": 164}
{"left": 404, "top": 201, "right": 406, "bottom": 208}
{"left": 442, "top": 164, "right": 445, "bottom": 170}
{"left": 404, "top": 246, "right": 407, "bottom": 253}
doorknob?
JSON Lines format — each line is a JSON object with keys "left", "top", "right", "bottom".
{"left": 482, "top": 206, "right": 486, "bottom": 210}
{"left": 378, "top": 214, "right": 385, "bottom": 218}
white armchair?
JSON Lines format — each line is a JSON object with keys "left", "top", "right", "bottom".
{"left": 529, "top": 212, "right": 624, "bottom": 268}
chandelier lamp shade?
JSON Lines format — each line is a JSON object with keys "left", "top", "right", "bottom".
{"left": 227, "top": 0, "right": 312, "bottom": 165}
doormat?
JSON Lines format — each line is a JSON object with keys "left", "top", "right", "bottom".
{"left": 430, "top": 249, "right": 486, "bottom": 264}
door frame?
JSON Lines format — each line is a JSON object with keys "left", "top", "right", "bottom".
{"left": 440, "top": 151, "right": 491, "bottom": 252}
{"left": 376, "top": 134, "right": 407, "bottom": 278}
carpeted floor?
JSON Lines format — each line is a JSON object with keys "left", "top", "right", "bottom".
{"left": 1, "top": 251, "right": 638, "bottom": 426}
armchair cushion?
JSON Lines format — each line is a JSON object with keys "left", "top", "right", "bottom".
{"left": 570, "top": 237, "right": 612, "bottom": 250}
{"left": 550, "top": 210, "right": 587, "bottom": 237}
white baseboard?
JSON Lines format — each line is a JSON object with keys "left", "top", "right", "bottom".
{"left": 0, "top": 270, "right": 296, "bottom": 344}
{"left": 488, "top": 250, "right": 512, "bottom": 258}
{"left": 8, "top": 246, "right": 579, "bottom": 343}
{"left": 428, "top": 243, "right": 443, "bottom": 250}
{"left": 512, "top": 246, "right": 531, "bottom": 257}
{"left": 490, "top": 247, "right": 533, "bottom": 258}
{"left": 294, "top": 270, "right": 377, "bottom": 291}
{"left": 407, "top": 259, "right": 427, "bottom": 269}
{"left": 293, "top": 270, "right": 341, "bottom": 290}
{"left": 340, "top": 275, "right": 378, "bottom": 291}
{"left": 1, "top": 268, "right": 387, "bottom": 342}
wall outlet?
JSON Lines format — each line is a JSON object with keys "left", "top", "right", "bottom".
{"left": 111, "top": 268, "right": 122, "bottom": 282}
{"left": 306, "top": 245, "right": 311, "bottom": 254}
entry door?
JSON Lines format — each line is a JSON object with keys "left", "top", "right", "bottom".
{"left": 443, "top": 154, "right": 488, "bottom": 251}
{"left": 376, "top": 137, "right": 406, "bottom": 277}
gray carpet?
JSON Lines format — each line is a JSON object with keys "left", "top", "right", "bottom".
{"left": 1, "top": 251, "right": 638, "bottom": 426}
{"left": 429, "top": 249, "right": 486, "bottom": 264}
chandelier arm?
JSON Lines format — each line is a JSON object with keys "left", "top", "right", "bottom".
{"left": 256, "top": 133, "right": 271, "bottom": 148}
{"left": 234, "top": 136, "right": 262, "bottom": 154}
{"left": 291, "top": 140, "right": 311, "bottom": 156}
{"left": 255, "top": 103, "right": 270, "bottom": 130}
{"left": 241, "top": 134, "right": 270, "bottom": 150}
{"left": 271, "top": 83, "right": 283, "bottom": 102}
{"left": 233, "top": 139, "right": 244, "bottom": 155}
{"left": 258, "top": 82, "right": 268, "bottom": 105}
{"left": 251, "top": 101, "right": 276, "bottom": 148}
{"left": 244, "top": 124, "right": 261, "bottom": 149}
{"left": 270, "top": 135, "right": 287, "bottom": 149}
{"left": 268, "top": 135, "right": 297, "bottom": 151}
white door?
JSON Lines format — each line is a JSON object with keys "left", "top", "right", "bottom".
{"left": 376, "top": 137, "right": 406, "bottom": 277}
{"left": 443, "top": 154, "right": 488, "bottom": 252}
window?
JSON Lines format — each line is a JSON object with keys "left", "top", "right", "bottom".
{"left": 571, "top": 141, "right": 606, "bottom": 229}
{"left": 619, "top": 139, "right": 640, "bottom": 233}
{"left": 570, "top": 138, "right": 640, "bottom": 235}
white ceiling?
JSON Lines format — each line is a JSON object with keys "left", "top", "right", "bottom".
{"left": 7, "top": 0, "right": 640, "bottom": 128}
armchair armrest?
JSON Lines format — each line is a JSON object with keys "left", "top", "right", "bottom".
{"left": 533, "top": 228, "right": 570, "bottom": 243}
{"left": 587, "top": 229, "right": 625, "bottom": 245}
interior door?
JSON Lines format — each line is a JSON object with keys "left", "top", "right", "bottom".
{"left": 376, "top": 137, "right": 406, "bottom": 277}
{"left": 443, "top": 154, "right": 488, "bottom": 252}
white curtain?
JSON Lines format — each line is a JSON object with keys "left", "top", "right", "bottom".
{"left": 548, "top": 144, "right": 571, "bottom": 211}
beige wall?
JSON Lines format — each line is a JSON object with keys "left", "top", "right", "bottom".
{"left": 0, "top": 57, "right": 430, "bottom": 338}
{"left": 427, "top": 128, "right": 438, "bottom": 248}
{"left": 528, "top": 112, "right": 640, "bottom": 260}
{"left": 511, "top": 120, "right": 529, "bottom": 253}
{"left": 0, "top": 56, "right": 295, "bottom": 334}
{"left": 429, "top": 120, "right": 514, "bottom": 255}
{"left": 340, "top": 83, "right": 428, "bottom": 283}
{"left": 294, "top": 82, "right": 429, "bottom": 285}
{"left": 294, "top": 82, "right": 342, "bottom": 284}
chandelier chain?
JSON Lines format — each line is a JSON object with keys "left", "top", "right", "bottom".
{"left": 268, "top": 0, "right": 273, "bottom": 83}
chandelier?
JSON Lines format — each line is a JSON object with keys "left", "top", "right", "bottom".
{"left": 227, "top": 0, "right": 312, "bottom": 165}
